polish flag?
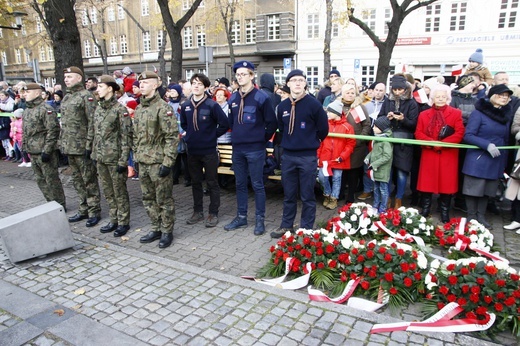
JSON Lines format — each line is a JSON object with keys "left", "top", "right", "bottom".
{"left": 413, "top": 88, "right": 429, "bottom": 104}
{"left": 322, "top": 161, "right": 333, "bottom": 177}
{"left": 366, "top": 168, "right": 374, "bottom": 181}
{"left": 451, "top": 64, "right": 463, "bottom": 76}
{"left": 350, "top": 106, "right": 366, "bottom": 124}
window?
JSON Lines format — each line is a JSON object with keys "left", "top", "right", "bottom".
{"left": 141, "top": 0, "right": 149, "bottom": 16}
{"left": 307, "top": 14, "right": 319, "bottom": 39}
{"left": 361, "top": 65, "right": 375, "bottom": 86}
{"left": 107, "top": 6, "right": 115, "bottom": 21}
{"left": 332, "top": 13, "right": 339, "bottom": 37}
{"left": 361, "top": 9, "right": 376, "bottom": 35}
{"left": 185, "top": 69, "right": 194, "bottom": 80}
{"left": 84, "top": 41, "right": 91, "bottom": 57}
{"left": 267, "top": 14, "right": 280, "bottom": 40}
{"left": 143, "top": 31, "right": 151, "bottom": 52}
{"left": 1, "top": 51, "right": 6, "bottom": 66}
{"left": 425, "top": 3, "right": 441, "bottom": 32}
{"left": 273, "top": 68, "right": 284, "bottom": 85}
{"left": 245, "top": 19, "right": 256, "bottom": 43}
{"left": 118, "top": 3, "right": 125, "bottom": 19}
{"left": 39, "top": 46, "right": 46, "bottom": 62}
{"left": 47, "top": 46, "right": 54, "bottom": 61}
{"left": 183, "top": 26, "right": 193, "bottom": 48}
{"left": 384, "top": 8, "right": 391, "bottom": 36}
{"left": 231, "top": 21, "right": 240, "bottom": 44}
{"left": 157, "top": 30, "right": 164, "bottom": 49}
{"left": 15, "top": 49, "right": 21, "bottom": 64}
{"left": 24, "top": 50, "right": 30, "bottom": 63}
{"left": 0, "top": 29, "right": 2, "bottom": 39}
{"left": 306, "top": 66, "right": 319, "bottom": 89}
{"left": 35, "top": 16, "right": 42, "bottom": 33}
{"left": 450, "top": 2, "right": 467, "bottom": 31}
{"left": 120, "top": 35, "right": 128, "bottom": 54}
{"left": 110, "top": 37, "right": 118, "bottom": 55}
{"left": 182, "top": 0, "right": 190, "bottom": 10}
{"left": 21, "top": 24, "right": 27, "bottom": 36}
{"left": 93, "top": 40, "right": 100, "bottom": 56}
{"left": 90, "top": 8, "right": 97, "bottom": 24}
{"left": 197, "top": 25, "right": 206, "bottom": 47}
{"left": 498, "top": 0, "right": 518, "bottom": 28}
{"left": 82, "top": 10, "right": 88, "bottom": 26}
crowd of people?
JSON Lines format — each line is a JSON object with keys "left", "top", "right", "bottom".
{"left": 3, "top": 47, "right": 520, "bottom": 249}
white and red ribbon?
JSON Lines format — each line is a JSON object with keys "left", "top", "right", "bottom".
{"left": 374, "top": 220, "right": 426, "bottom": 248}
{"left": 371, "top": 302, "right": 496, "bottom": 334}
{"left": 241, "top": 257, "right": 312, "bottom": 290}
{"left": 308, "top": 277, "right": 361, "bottom": 304}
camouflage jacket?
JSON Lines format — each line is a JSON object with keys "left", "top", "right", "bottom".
{"left": 133, "top": 92, "right": 178, "bottom": 166}
{"left": 91, "top": 96, "right": 133, "bottom": 166}
{"left": 22, "top": 96, "right": 60, "bottom": 155}
{"left": 60, "top": 82, "right": 97, "bottom": 155}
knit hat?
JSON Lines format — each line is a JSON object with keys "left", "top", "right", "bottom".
{"left": 122, "top": 67, "right": 133, "bottom": 75}
{"left": 422, "top": 77, "right": 439, "bottom": 90}
{"left": 469, "top": 49, "right": 484, "bottom": 64}
{"left": 63, "top": 66, "right": 84, "bottom": 78}
{"left": 132, "top": 80, "right": 140, "bottom": 87}
{"left": 54, "top": 90, "right": 63, "bottom": 99}
{"left": 390, "top": 75, "right": 407, "bottom": 90}
{"left": 456, "top": 75, "right": 474, "bottom": 90}
{"left": 368, "top": 82, "right": 378, "bottom": 90}
{"left": 218, "top": 77, "right": 230, "bottom": 87}
{"left": 233, "top": 60, "right": 254, "bottom": 73}
{"left": 488, "top": 84, "right": 513, "bottom": 99}
{"left": 126, "top": 100, "right": 138, "bottom": 110}
{"left": 373, "top": 116, "right": 391, "bottom": 132}
{"left": 326, "top": 100, "right": 343, "bottom": 116}
{"left": 167, "top": 83, "right": 183, "bottom": 96}
{"left": 280, "top": 85, "right": 290, "bottom": 94}
{"left": 286, "top": 69, "right": 306, "bottom": 83}
{"left": 329, "top": 69, "right": 341, "bottom": 77}
{"left": 113, "top": 70, "right": 123, "bottom": 78}
{"left": 97, "top": 75, "right": 120, "bottom": 91}
{"left": 13, "top": 108, "right": 23, "bottom": 118}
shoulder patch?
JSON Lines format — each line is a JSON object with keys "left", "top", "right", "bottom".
{"left": 166, "top": 111, "right": 173, "bottom": 116}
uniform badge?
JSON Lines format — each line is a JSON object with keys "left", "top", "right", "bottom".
{"left": 88, "top": 97, "right": 94, "bottom": 102}
{"left": 185, "top": 106, "right": 191, "bottom": 111}
{"left": 282, "top": 111, "right": 290, "bottom": 117}
{"left": 166, "top": 111, "right": 173, "bottom": 116}
{"left": 300, "top": 122, "right": 306, "bottom": 129}
{"left": 123, "top": 112, "right": 129, "bottom": 117}
{"left": 47, "top": 110, "right": 53, "bottom": 114}
{"left": 242, "top": 62, "right": 247, "bottom": 67}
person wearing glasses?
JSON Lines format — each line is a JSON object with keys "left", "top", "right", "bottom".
{"left": 224, "top": 61, "right": 277, "bottom": 236}
{"left": 270, "top": 69, "right": 329, "bottom": 239}
{"left": 462, "top": 84, "right": 513, "bottom": 229}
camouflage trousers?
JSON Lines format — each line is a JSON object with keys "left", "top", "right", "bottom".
{"left": 31, "top": 151, "right": 66, "bottom": 209}
{"left": 68, "top": 154, "right": 101, "bottom": 217}
{"left": 97, "top": 162, "right": 130, "bottom": 225}
{"left": 138, "top": 163, "right": 175, "bottom": 233}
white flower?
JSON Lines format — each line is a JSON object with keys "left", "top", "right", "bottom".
{"left": 354, "top": 208, "right": 362, "bottom": 216}
{"left": 406, "top": 218, "right": 413, "bottom": 224}
{"left": 419, "top": 223, "right": 426, "bottom": 230}
{"left": 417, "top": 252, "right": 428, "bottom": 269}
{"left": 413, "top": 228, "right": 419, "bottom": 235}
{"left": 350, "top": 214, "right": 358, "bottom": 222}
{"left": 341, "top": 237, "right": 353, "bottom": 249}
{"left": 360, "top": 228, "right": 368, "bottom": 235}
{"left": 339, "top": 211, "right": 346, "bottom": 219}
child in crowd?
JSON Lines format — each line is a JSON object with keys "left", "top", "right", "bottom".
{"left": 465, "top": 48, "right": 493, "bottom": 85}
{"left": 365, "top": 117, "right": 393, "bottom": 214}
{"left": 10, "top": 109, "right": 31, "bottom": 167}
{"left": 125, "top": 100, "right": 139, "bottom": 180}
{"left": 317, "top": 100, "right": 356, "bottom": 210}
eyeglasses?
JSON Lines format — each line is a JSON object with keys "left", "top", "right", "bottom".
{"left": 235, "top": 73, "right": 251, "bottom": 78}
{"left": 289, "top": 78, "right": 306, "bottom": 84}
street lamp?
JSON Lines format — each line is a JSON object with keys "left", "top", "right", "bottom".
{"left": 0, "top": 11, "right": 28, "bottom": 31}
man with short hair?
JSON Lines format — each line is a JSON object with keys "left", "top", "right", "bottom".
{"left": 133, "top": 71, "right": 178, "bottom": 249}
{"left": 86, "top": 77, "right": 98, "bottom": 92}
{"left": 224, "top": 60, "right": 277, "bottom": 235}
{"left": 180, "top": 73, "right": 229, "bottom": 228}
{"left": 493, "top": 71, "right": 509, "bottom": 86}
{"left": 317, "top": 69, "right": 341, "bottom": 105}
{"left": 271, "top": 69, "right": 328, "bottom": 238}
{"left": 60, "top": 66, "right": 101, "bottom": 227}
{"left": 22, "top": 83, "right": 66, "bottom": 208}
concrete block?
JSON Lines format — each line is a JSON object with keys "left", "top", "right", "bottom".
{"left": 0, "top": 201, "right": 75, "bottom": 263}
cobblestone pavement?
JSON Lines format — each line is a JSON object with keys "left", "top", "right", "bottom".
{"left": 0, "top": 160, "right": 518, "bottom": 345}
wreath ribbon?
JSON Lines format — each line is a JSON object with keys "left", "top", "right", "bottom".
{"left": 371, "top": 302, "right": 496, "bottom": 334}
{"left": 374, "top": 220, "right": 426, "bottom": 248}
{"left": 241, "top": 257, "right": 312, "bottom": 290}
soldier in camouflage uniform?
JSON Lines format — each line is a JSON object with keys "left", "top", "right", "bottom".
{"left": 21, "top": 83, "right": 66, "bottom": 208}
{"left": 60, "top": 66, "right": 102, "bottom": 228}
{"left": 133, "top": 71, "right": 178, "bottom": 249}
{"left": 91, "top": 76, "right": 132, "bottom": 237}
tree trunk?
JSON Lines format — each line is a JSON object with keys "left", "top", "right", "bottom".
{"left": 169, "top": 27, "right": 183, "bottom": 82}
{"left": 376, "top": 46, "right": 393, "bottom": 83}
{"left": 34, "top": 0, "right": 83, "bottom": 88}
{"left": 323, "top": 0, "right": 333, "bottom": 77}
{"left": 158, "top": 29, "right": 168, "bottom": 84}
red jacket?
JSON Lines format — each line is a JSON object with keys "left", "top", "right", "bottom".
{"left": 318, "top": 117, "right": 356, "bottom": 170}
{"left": 123, "top": 74, "right": 137, "bottom": 93}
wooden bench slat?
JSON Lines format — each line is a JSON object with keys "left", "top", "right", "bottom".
{"left": 217, "top": 144, "right": 280, "bottom": 182}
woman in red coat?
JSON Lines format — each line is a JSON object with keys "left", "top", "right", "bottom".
{"left": 415, "top": 84, "right": 465, "bottom": 222}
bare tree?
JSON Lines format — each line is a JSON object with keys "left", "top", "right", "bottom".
{"left": 347, "top": 0, "right": 438, "bottom": 82}
{"left": 156, "top": 0, "right": 203, "bottom": 82}
{"left": 216, "top": 0, "right": 240, "bottom": 71}
{"left": 80, "top": 2, "right": 109, "bottom": 75}
{"left": 157, "top": 28, "right": 168, "bottom": 84}
{"left": 323, "top": 0, "right": 333, "bottom": 75}
{"left": 30, "top": 0, "right": 83, "bottom": 88}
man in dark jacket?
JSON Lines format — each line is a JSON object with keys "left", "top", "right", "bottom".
{"left": 317, "top": 69, "right": 341, "bottom": 105}
{"left": 259, "top": 73, "right": 281, "bottom": 108}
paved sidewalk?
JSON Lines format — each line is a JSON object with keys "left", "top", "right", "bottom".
{"left": 0, "top": 161, "right": 518, "bottom": 345}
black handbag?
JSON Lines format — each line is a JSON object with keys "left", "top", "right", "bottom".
{"left": 511, "top": 159, "right": 520, "bottom": 180}
{"left": 438, "top": 125, "right": 455, "bottom": 140}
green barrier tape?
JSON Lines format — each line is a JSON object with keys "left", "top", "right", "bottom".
{"left": 327, "top": 132, "right": 520, "bottom": 150}
{"left": 0, "top": 112, "right": 13, "bottom": 117}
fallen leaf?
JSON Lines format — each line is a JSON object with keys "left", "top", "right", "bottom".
{"left": 72, "top": 304, "right": 82, "bottom": 311}
{"left": 220, "top": 267, "right": 225, "bottom": 270}
{"left": 104, "top": 244, "right": 109, "bottom": 249}
{"left": 59, "top": 18, "right": 65, "bottom": 23}
{"left": 121, "top": 236, "right": 129, "bottom": 241}
{"left": 74, "top": 288, "right": 86, "bottom": 295}
{"left": 192, "top": 247, "right": 197, "bottom": 250}
{"left": 54, "top": 309, "right": 65, "bottom": 316}
{"left": 134, "top": 228, "right": 141, "bottom": 232}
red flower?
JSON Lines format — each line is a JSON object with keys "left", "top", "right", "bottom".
{"left": 328, "top": 260, "right": 337, "bottom": 268}
{"left": 460, "top": 267, "right": 469, "bottom": 275}
{"left": 269, "top": 245, "right": 276, "bottom": 253}
{"left": 312, "top": 233, "right": 320, "bottom": 240}
{"left": 398, "top": 229, "right": 407, "bottom": 237}
{"left": 287, "top": 235, "right": 295, "bottom": 243}
{"left": 413, "top": 272, "right": 422, "bottom": 281}
{"left": 400, "top": 263, "right": 410, "bottom": 272}
{"left": 511, "top": 273, "right": 520, "bottom": 281}
{"left": 476, "top": 306, "right": 488, "bottom": 316}
{"left": 352, "top": 248, "right": 359, "bottom": 255}
{"left": 303, "top": 237, "right": 311, "bottom": 245}
{"left": 470, "top": 286, "right": 481, "bottom": 295}
{"left": 325, "top": 244, "right": 335, "bottom": 254}
{"left": 389, "top": 287, "right": 398, "bottom": 295}
{"left": 397, "top": 249, "right": 405, "bottom": 256}
{"left": 361, "top": 280, "right": 370, "bottom": 290}
{"left": 437, "top": 302, "right": 445, "bottom": 310}
{"left": 469, "top": 262, "right": 476, "bottom": 269}
{"left": 333, "top": 239, "right": 340, "bottom": 246}
{"left": 384, "top": 272, "right": 394, "bottom": 282}
{"left": 484, "top": 265, "right": 498, "bottom": 275}
{"left": 483, "top": 296, "right": 493, "bottom": 304}
{"left": 476, "top": 277, "right": 485, "bottom": 285}
{"left": 366, "top": 250, "right": 374, "bottom": 259}
{"left": 378, "top": 247, "right": 386, "bottom": 254}
{"left": 403, "top": 277, "right": 413, "bottom": 287}
{"left": 384, "top": 253, "right": 392, "bottom": 262}
{"left": 461, "top": 285, "right": 470, "bottom": 294}
{"left": 496, "top": 292, "right": 506, "bottom": 300}
{"left": 392, "top": 219, "right": 400, "bottom": 226}
{"left": 446, "top": 263, "right": 455, "bottom": 271}
{"left": 411, "top": 250, "right": 418, "bottom": 259}
{"left": 466, "top": 311, "right": 477, "bottom": 319}
{"left": 495, "top": 279, "right": 506, "bottom": 287}
{"left": 448, "top": 275, "right": 458, "bottom": 285}
{"left": 439, "top": 286, "right": 449, "bottom": 295}
{"left": 470, "top": 294, "right": 480, "bottom": 303}
{"left": 317, "top": 262, "right": 325, "bottom": 269}
{"left": 494, "top": 302, "right": 504, "bottom": 312}
{"left": 457, "top": 297, "right": 467, "bottom": 306}
{"left": 357, "top": 255, "right": 365, "bottom": 263}
{"left": 367, "top": 242, "right": 375, "bottom": 249}
{"left": 447, "top": 294, "right": 457, "bottom": 302}
{"left": 504, "top": 297, "right": 516, "bottom": 307}
{"left": 316, "top": 247, "right": 324, "bottom": 256}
